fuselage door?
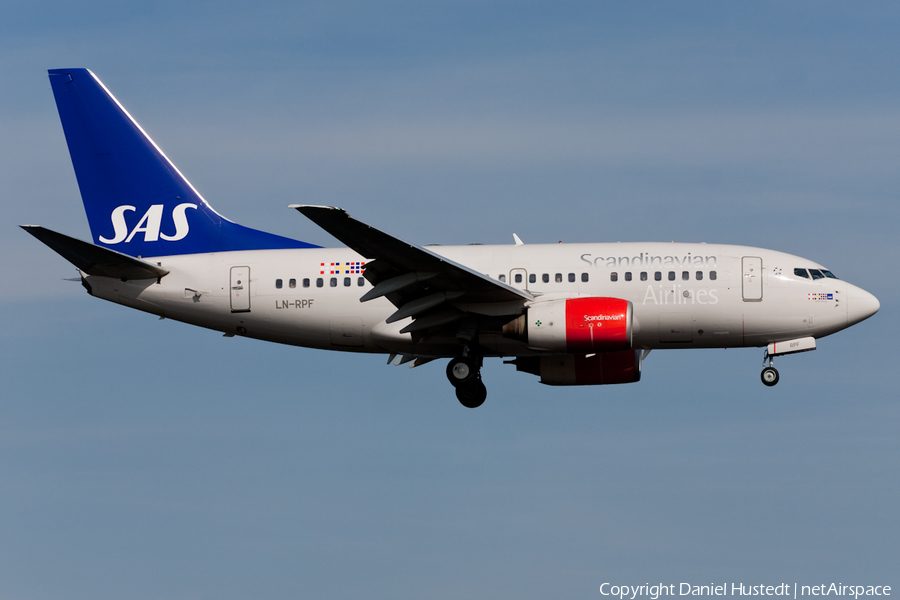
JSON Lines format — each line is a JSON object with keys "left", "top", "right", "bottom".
{"left": 509, "top": 268, "right": 529, "bottom": 291}
{"left": 230, "top": 266, "right": 251, "bottom": 312}
{"left": 742, "top": 256, "right": 763, "bottom": 301}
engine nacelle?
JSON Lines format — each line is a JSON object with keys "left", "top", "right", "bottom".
{"left": 504, "top": 297, "right": 633, "bottom": 352}
{"left": 512, "top": 350, "right": 643, "bottom": 386}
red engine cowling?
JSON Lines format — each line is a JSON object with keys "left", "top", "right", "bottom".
{"left": 513, "top": 350, "right": 643, "bottom": 386}
{"left": 516, "top": 297, "right": 633, "bottom": 352}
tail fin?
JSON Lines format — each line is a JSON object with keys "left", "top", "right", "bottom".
{"left": 48, "top": 68, "right": 317, "bottom": 257}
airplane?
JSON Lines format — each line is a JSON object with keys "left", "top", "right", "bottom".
{"left": 23, "top": 68, "right": 880, "bottom": 408}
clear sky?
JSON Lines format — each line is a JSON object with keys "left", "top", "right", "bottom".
{"left": 1, "top": 2, "right": 898, "bottom": 599}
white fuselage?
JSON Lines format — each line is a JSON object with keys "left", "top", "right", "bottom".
{"left": 83, "top": 241, "right": 877, "bottom": 358}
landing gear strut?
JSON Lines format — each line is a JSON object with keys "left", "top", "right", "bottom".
{"left": 447, "top": 355, "right": 486, "bottom": 408}
{"left": 761, "top": 351, "right": 779, "bottom": 387}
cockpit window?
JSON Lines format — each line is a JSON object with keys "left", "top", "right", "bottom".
{"left": 809, "top": 269, "right": 825, "bottom": 280}
{"left": 822, "top": 270, "right": 838, "bottom": 279}
{"left": 794, "top": 268, "right": 810, "bottom": 279}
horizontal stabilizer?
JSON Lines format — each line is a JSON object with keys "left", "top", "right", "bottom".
{"left": 21, "top": 225, "right": 169, "bottom": 280}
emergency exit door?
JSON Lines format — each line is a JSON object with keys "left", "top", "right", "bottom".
{"left": 742, "top": 257, "right": 762, "bottom": 301}
{"left": 230, "top": 266, "right": 251, "bottom": 312}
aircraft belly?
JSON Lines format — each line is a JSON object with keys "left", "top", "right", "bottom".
{"left": 261, "top": 293, "right": 389, "bottom": 351}
{"left": 632, "top": 299, "right": 743, "bottom": 349}
{"left": 86, "top": 275, "right": 166, "bottom": 317}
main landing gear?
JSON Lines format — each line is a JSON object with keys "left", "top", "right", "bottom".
{"left": 761, "top": 350, "right": 779, "bottom": 387}
{"left": 447, "top": 355, "right": 487, "bottom": 408}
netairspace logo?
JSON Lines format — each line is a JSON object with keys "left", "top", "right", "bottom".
{"left": 599, "top": 584, "right": 891, "bottom": 600}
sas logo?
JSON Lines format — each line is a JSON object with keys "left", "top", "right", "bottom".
{"left": 99, "top": 203, "right": 198, "bottom": 244}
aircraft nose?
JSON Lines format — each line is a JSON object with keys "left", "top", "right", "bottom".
{"left": 847, "top": 284, "right": 880, "bottom": 326}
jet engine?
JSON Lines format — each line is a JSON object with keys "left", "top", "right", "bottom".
{"left": 503, "top": 297, "right": 633, "bottom": 352}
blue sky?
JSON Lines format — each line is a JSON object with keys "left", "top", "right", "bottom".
{"left": 1, "top": 2, "right": 898, "bottom": 599}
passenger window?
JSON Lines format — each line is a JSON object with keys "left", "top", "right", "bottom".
{"left": 654, "top": 271, "right": 662, "bottom": 281}
{"left": 344, "top": 277, "right": 351, "bottom": 286}
{"left": 358, "top": 277, "right": 365, "bottom": 286}
{"left": 514, "top": 273, "right": 523, "bottom": 283}
{"left": 710, "top": 271, "right": 717, "bottom": 280}
{"left": 499, "top": 274, "right": 506, "bottom": 283}
{"left": 794, "top": 268, "right": 810, "bottom": 279}
{"left": 696, "top": 271, "right": 703, "bottom": 281}
{"left": 555, "top": 273, "right": 562, "bottom": 283}
{"left": 809, "top": 269, "right": 825, "bottom": 280}
{"left": 316, "top": 278, "right": 324, "bottom": 288}
{"left": 275, "top": 279, "right": 283, "bottom": 289}
{"left": 582, "top": 273, "right": 589, "bottom": 282}
{"left": 668, "top": 271, "right": 676, "bottom": 281}
{"left": 289, "top": 278, "right": 296, "bottom": 289}
{"left": 568, "top": 273, "right": 575, "bottom": 283}
{"left": 529, "top": 274, "right": 536, "bottom": 284}
{"left": 610, "top": 272, "right": 618, "bottom": 282}
{"left": 542, "top": 273, "right": 549, "bottom": 283}
{"left": 303, "top": 278, "right": 310, "bottom": 288}
{"left": 330, "top": 277, "right": 337, "bottom": 287}
{"left": 823, "top": 270, "right": 838, "bottom": 279}
{"left": 641, "top": 272, "right": 648, "bottom": 281}
{"left": 682, "top": 271, "right": 689, "bottom": 281}
{"left": 625, "top": 272, "right": 632, "bottom": 281}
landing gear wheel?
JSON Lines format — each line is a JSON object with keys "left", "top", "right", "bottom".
{"left": 761, "top": 366, "right": 780, "bottom": 387}
{"left": 446, "top": 356, "right": 478, "bottom": 387}
{"left": 456, "top": 379, "right": 487, "bottom": 408}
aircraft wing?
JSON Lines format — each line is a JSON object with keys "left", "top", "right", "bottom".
{"left": 21, "top": 225, "right": 170, "bottom": 280}
{"left": 292, "top": 205, "right": 531, "bottom": 335}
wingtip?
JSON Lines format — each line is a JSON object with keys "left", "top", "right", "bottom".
{"left": 289, "top": 204, "right": 344, "bottom": 211}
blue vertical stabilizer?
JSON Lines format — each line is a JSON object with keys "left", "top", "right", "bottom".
{"left": 48, "top": 68, "right": 317, "bottom": 256}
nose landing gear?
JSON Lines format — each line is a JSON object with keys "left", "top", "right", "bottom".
{"left": 447, "top": 355, "right": 487, "bottom": 408}
{"left": 761, "top": 351, "right": 779, "bottom": 387}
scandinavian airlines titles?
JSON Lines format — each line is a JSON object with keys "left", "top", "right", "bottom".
{"left": 581, "top": 252, "right": 717, "bottom": 268}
